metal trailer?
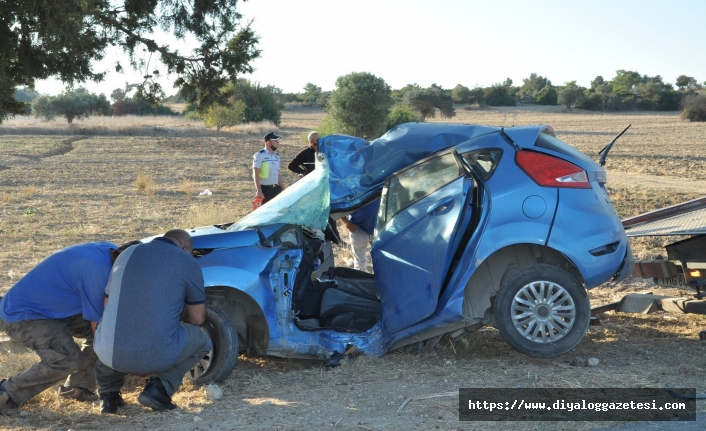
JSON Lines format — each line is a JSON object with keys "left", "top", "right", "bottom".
{"left": 593, "top": 196, "right": 706, "bottom": 335}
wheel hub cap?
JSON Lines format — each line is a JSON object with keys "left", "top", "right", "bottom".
{"left": 510, "top": 280, "right": 576, "bottom": 343}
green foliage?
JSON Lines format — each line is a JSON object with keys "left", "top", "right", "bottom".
{"left": 13, "top": 88, "right": 39, "bottom": 103}
{"left": 387, "top": 105, "right": 420, "bottom": 130}
{"left": 634, "top": 81, "right": 681, "bottom": 111}
{"left": 451, "top": 84, "right": 472, "bottom": 104}
{"left": 0, "top": 0, "right": 260, "bottom": 123}
{"left": 316, "top": 91, "right": 331, "bottom": 108}
{"left": 590, "top": 76, "right": 605, "bottom": 90}
{"left": 327, "top": 72, "right": 393, "bottom": 139}
{"left": 681, "top": 94, "right": 706, "bottom": 122}
{"left": 301, "top": 83, "right": 322, "bottom": 106}
{"left": 317, "top": 115, "right": 337, "bottom": 137}
{"left": 203, "top": 102, "right": 245, "bottom": 131}
{"left": 558, "top": 81, "right": 585, "bottom": 110}
{"left": 519, "top": 73, "right": 551, "bottom": 98}
{"left": 392, "top": 84, "right": 421, "bottom": 102}
{"left": 483, "top": 84, "right": 516, "bottom": 106}
{"left": 533, "top": 85, "right": 557, "bottom": 105}
{"left": 224, "top": 79, "right": 282, "bottom": 125}
{"left": 676, "top": 75, "right": 701, "bottom": 92}
{"left": 32, "top": 88, "right": 111, "bottom": 124}
{"left": 610, "top": 70, "right": 642, "bottom": 95}
{"left": 403, "top": 87, "right": 455, "bottom": 121}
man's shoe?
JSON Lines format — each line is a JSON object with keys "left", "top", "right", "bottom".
{"left": 58, "top": 385, "right": 99, "bottom": 402}
{"left": 0, "top": 390, "right": 19, "bottom": 417}
{"left": 99, "top": 392, "right": 125, "bottom": 415}
{"left": 137, "top": 377, "right": 177, "bottom": 412}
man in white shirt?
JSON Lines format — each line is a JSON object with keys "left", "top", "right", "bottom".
{"left": 253, "top": 132, "right": 286, "bottom": 204}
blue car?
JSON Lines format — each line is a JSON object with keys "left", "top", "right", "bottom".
{"left": 172, "top": 123, "right": 633, "bottom": 383}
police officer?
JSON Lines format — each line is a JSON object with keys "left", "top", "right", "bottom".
{"left": 253, "top": 132, "right": 285, "bottom": 204}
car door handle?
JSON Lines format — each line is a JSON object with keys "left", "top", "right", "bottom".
{"left": 427, "top": 196, "right": 454, "bottom": 215}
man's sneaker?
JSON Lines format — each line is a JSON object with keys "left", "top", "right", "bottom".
{"left": 0, "top": 390, "right": 19, "bottom": 417}
{"left": 58, "top": 385, "right": 99, "bottom": 402}
{"left": 137, "top": 377, "right": 177, "bottom": 412}
{"left": 99, "top": 392, "right": 125, "bottom": 415}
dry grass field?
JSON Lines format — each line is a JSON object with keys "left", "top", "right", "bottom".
{"left": 1, "top": 105, "right": 706, "bottom": 430}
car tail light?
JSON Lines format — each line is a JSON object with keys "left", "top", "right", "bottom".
{"left": 515, "top": 151, "right": 591, "bottom": 189}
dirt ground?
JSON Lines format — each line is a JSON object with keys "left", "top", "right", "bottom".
{"left": 1, "top": 106, "right": 706, "bottom": 430}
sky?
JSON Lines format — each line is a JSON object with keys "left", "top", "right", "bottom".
{"left": 33, "top": 0, "right": 706, "bottom": 97}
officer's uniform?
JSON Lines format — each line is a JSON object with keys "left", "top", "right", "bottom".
{"left": 253, "top": 147, "right": 282, "bottom": 203}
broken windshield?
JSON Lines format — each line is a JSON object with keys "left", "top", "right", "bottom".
{"left": 228, "top": 153, "right": 331, "bottom": 231}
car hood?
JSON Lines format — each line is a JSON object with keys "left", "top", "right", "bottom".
{"left": 319, "top": 122, "right": 500, "bottom": 211}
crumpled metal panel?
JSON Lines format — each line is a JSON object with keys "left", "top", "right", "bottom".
{"left": 319, "top": 123, "right": 500, "bottom": 211}
{"left": 228, "top": 153, "right": 331, "bottom": 231}
{"left": 624, "top": 207, "right": 706, "bottom": 236}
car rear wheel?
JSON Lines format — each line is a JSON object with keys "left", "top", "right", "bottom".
{"left": 186, "top": 305, "right": 239, "bottom": 384}
{"left": 495, "top": 264, "right": 590, "bottom": 358}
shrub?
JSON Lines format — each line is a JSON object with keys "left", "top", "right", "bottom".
{"left": 533, "top": 85, "right": 557, "bottom": 105}
{"left": 134, "top": 172, "right": 155, "bottom": 196}
{"left": 202, "top": 102, "right": 245, "bottom": 131}
{"left": 681, "top": 94, "right": 706, "bottom": 122}
{"left": 387, "top": 105, "right": 420, "bottom": 130}
{"left": 224, "top": 79, "right": 282, "bottom": 125}
{"left": 483, "top": 84, "right": 515, "bottom": 106}
{"left": 317, "top": 115, "right": 337, "bottom": 137}
{"left": 403, "top": 87, "right": 455, "bottom": 121}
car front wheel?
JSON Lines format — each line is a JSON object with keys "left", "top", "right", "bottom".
{"left": 495, "top": 264, "right": 590, "bottom": 358}
{"left": 186, "top": 305, "right": 239, "bottom": 384}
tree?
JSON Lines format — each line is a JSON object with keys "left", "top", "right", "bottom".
{"left": 387, "top": 105, "right": 420, "bottom": 130}
{"left": 224, "top": 79, "right": 282, "bottom": 125}
{"left": 327, "top": 72, "right": 393, "bottom": 139}
{"left": 519, "top": 73, "right": 551, "bottom": 98}
{"left": 203, "top": 102, "right": 245, "bottom": 131}
{"left": 1, "top": 0, "right": 260, "bottom": 124}
{"left": 559, "top": 81, "right": 585, "bottom": 110}
{"left": 611, "top": 70, "right": 642, "bottom": 95}
{"left": 403, "top": 87, "right": 455, "bottom": 121}
{"left": 391, "top": 84, "right": 421, "bottom": 102}
{"left": 590, "top": 76, "right": 605, "bottom": 90}
{"left": 32, "top": 88, "right": 111, "bottom": 124}
{"left": 483, "top": 83, "right": 516, "bottom": 106}
{"left": 301, "top": 83, "right": 322, "bottom": 106}
{"left": 451, "top": 84, "right": 472, "bottom": 104}
{"left": 676, "top": 75, "right": 700, "bottom": 92}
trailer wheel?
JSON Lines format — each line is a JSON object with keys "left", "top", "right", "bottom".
{"left": 495, "top": 264, "right": 590, "bottom": 358}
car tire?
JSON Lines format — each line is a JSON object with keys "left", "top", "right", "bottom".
{"left": 186, "top": 305, "right": 239, "bottom": 384}
{"left": 495, "top": 264, "right": 590, "bottom": 358}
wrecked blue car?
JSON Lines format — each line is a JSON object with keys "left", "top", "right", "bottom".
{"left": 174, "top": 123, "right": 633, "bottom": 383}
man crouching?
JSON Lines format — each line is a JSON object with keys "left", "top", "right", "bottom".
{"left": 93, "top": 229, "right": 211, "bottom": 414}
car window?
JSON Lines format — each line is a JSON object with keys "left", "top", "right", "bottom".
{"left": 379, "top": 152, "right": 462, "bottom": 226}
{"left": 461, "top": 149, "right": 503, "bottom": 180}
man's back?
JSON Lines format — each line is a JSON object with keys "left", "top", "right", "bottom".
{"left": 0, "top": 242, "right": 116, "bottom": 323}
{"left": 94, "top": 238, "right": 205, "bottom": 373}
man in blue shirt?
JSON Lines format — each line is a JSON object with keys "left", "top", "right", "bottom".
{"left": 0, "top": 241, "right": 134, "bottom": 416}
{"left": 341, "top": 200, "right": 380, "bottom": 272}
{"left": 93, "top": 229, "right": 211, "bottom": 414}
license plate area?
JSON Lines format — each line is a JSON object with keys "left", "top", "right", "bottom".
{"left": 654, "top": 273, "right": 691, "bottom": 289}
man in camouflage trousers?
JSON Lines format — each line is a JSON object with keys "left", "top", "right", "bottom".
{"left": 0, "top": 241, "right": 136, "bottom": 416}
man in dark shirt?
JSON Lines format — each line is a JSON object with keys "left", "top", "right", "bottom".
{"left": 288, "top": 131, "right": 319, "bottom": 178}
{"left": 93, "top": 229, "right": 211, "bottom": 414}
{"left": 0, "top": 241, "right": 137, "bottom": 416}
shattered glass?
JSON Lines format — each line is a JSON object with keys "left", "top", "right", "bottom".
{"left": 228, "top": 153, "right": 331, "bottom": 231}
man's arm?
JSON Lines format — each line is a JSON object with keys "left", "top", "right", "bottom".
{"left": 277, "top": 168, "right": 285, "bottom": 189}
{"left": 288, "top": 151, "right": 308, "bottom": 175}
{"left": 253, "top": 168, "right": 264, "bottom": 199}
{"left": 183, "top": 303, "right": 206, "bottom": 325}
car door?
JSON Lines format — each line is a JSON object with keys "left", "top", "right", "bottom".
{"left": 371, "top": 150, "right": 473, "bottom": 333}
